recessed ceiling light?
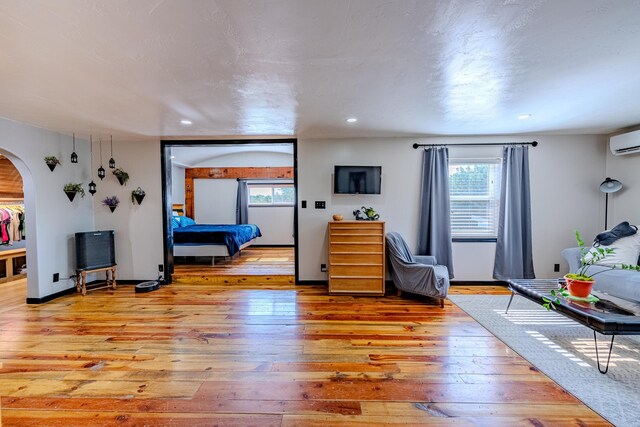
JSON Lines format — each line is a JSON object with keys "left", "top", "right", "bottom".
{"left": 180, "top": 119, "right": 193, "bottom": 126}
{"left": 170, "top": 155, "right": 175, "bottom": 159}
{"left": 518, "top": 114, "right": 532, "bottom": 120}
{"left": 346, "top": 117, "right": 358, "bottom": 123}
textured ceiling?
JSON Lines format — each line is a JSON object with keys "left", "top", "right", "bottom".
{"left": 0, "top": 0, "right": 639, "bottom": 140}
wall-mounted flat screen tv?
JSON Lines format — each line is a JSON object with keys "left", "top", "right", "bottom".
{"left": 334, "top": 165, "right": 382, "bottom": 194}
{"left": 75, "top": 230, "right": 116, "bottom": 271}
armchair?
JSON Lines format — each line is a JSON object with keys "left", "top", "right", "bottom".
{"left": 386, "top": 232, "right": 450, "bottom": 307}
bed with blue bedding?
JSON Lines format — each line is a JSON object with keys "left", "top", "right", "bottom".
{"left": 172, "top": 216, "right": 262, "bottom": 259}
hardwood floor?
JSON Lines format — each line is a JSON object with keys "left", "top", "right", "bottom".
{"left": 0, "top": 278, "right": 608, "bottom": 426}
{"left": 173, "top": 247, "right": 294, "bottom": 284}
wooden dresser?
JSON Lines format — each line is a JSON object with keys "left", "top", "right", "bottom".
{"left": 328, "top": 221, "right": 385, "bottom": 295}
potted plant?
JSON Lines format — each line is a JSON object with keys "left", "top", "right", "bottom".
{"left": 113, "top": 168, "right": 129, "bottom": 186}
{"left": 44, "top": 156, "right": 61, "bottom": 171}
{"left": 102, "top": 195, "right": 120, "bottom": 212}
{"left": 131, "top": 187, "right": 145, "bottom": 205}
{"left": 543, "top": 230, "right": 640, "bottom": 309}
{"left": 63, "top": 182, "right": 85, "bottom": 202}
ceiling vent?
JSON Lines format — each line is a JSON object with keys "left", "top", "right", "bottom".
{"left": 610, "top": 129, "right": 640, "bottom": 156}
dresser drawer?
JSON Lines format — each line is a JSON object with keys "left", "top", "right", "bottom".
{"left": 329, "top": 253, "right": 383, "bottom": 265}
{"left": 329, "top": 264, "right": 383, "bottom": 277}
{"left": 329, "top": 277, "right": 384, "bottom": 294}
{"left": 329, "top": 242, "right": 383, "bottom": 253}
{"left": 329, "top": 233, "right": 383, "bottom": 244}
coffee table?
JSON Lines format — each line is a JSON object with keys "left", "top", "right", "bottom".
{"left": 506, "top": 278, "right": 640, "bottom": 374}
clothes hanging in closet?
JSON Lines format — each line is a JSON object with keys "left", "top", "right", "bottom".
{"left": 0, "top": 204, "right": 25, "bottom": 245}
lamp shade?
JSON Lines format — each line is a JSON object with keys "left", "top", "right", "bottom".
{"left": 600, "top": 177, "right": 623, "bottom": 193}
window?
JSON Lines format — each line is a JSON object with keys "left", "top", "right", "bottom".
{"left": 248, "top": 184, "right": 294, "bottom": 206}
{"left": 448, "top": 160, "right": 502, "bottom": 239}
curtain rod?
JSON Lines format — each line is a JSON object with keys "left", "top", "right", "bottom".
{"left": 412, "top": 141, "right": 538, "bottom": 149}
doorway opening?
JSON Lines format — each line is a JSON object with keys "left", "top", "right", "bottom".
{"left": 0, "top": 153, "right": 28, "bottom": 297}
{"left": 160, "top": 139, "right": 298, "bottom": 285}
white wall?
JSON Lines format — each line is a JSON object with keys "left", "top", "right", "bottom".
{"left": 298, "top": 135, "right": 605, "bottom": 281}
{"left": 249, "top": 207, "right": 295, "bottom": 245}
{"left": 194, "top": 178, "right": 295, "bottom": 245}
{"left": 0, "top": 117, "right": 94, "bottom": 299}
{"left": 171, "top": 164, "right": 185, "bottom": 205}
{"left": 194, "top": 179, "right": 237, "bottom": 223}
{"left": 93, "top": 140, "right": 163, "bottom": 281}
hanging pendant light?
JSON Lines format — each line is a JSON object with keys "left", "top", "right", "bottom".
{"left": 97, "top": 138, "right": 106, "bottom": 180}
{"left": 89, "top": 135, "right": 97, "bottom": 195}
{"left": 108, "top": 135, "right": 116, "bottom": 169}
{"left": 70, "top": 132, "right": 78, "bottom": 163}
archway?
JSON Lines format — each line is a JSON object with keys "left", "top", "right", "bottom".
{"left": 0, "top": 148, "right": 39, "bottom": 299}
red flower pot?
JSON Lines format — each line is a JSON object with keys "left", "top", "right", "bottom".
{"left": 564, "top": 275, "right": 594, "bottom": 298}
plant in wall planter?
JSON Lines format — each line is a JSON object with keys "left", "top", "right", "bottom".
{"left": 63, "top": 182, "right": 85, "bottom": 202}
{"left": 112, "top": 168, "right": 129, "bottom": 186}
{"left": 44, "top": 156, "right": 61, "bottom": 172}
{"left": 131, "top": 187, "right": 146, "bottom": 205}
{"left": 102, "top": 195, "right": 120, "bottom": 212}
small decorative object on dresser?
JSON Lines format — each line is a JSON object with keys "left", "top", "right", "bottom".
{"left": 353, "top": 206, "right": 380, "bottom": 221}
{"left": 102, "top": 195, "right": 120, "bottom": 212}
{"left": 332, "top": 214, "right": 343, "bottom": 221}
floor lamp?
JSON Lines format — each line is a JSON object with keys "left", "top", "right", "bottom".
{"left": 600, "top": 177, "right": 622, "bottom": 230}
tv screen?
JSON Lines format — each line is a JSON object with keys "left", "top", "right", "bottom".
{"left": 334, "top": 165, "right": 382, "bottom": 194}
{"left": 75, "top": 230, "right": 116, "bottom": 271}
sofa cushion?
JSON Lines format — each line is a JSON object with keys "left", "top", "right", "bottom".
{"left": 586, "top": 233, "right": 640, "bottom": 267}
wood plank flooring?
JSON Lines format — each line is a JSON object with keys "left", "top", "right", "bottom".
{"left": 0, "top": 278, "right": 608, "bottom": 426}
{"left": 173, "top": 247, "right": 294, "bottom": 284}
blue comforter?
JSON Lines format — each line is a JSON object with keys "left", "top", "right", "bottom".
{"left": 173, "top": 224, "right": 262, "bottom": 256}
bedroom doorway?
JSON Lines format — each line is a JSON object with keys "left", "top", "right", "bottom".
{"left": 160, "top": 139, "right": 298, "bottom": 285}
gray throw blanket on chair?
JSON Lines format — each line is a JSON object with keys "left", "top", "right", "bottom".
{"left": 386, "top": 232, "right": 449, "bottom": 299}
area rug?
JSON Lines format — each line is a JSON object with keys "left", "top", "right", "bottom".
{"left": 449, "top": 294, "right": 640, "bottom": 427}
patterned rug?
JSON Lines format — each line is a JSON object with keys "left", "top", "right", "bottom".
{"left": 448, "top": 294, "right": 640, "bottom": 427}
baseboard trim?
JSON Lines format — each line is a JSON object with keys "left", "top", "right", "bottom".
{"left": 451, "top": 280, "right": 508, "bottom": 286}
{"left": 26, "top": 279, "right": 157, "bottom": 304}
{"left": 26, "top": 286, "right": 76, "bottom": 304}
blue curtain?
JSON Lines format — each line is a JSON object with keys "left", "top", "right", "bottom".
{"left": 493, "top": 146, "right": 535, "bottom": 280}
{"left": 417, "top": 147, "right": 454, "bottom": 278}
{"left": 236, "top": 179, "right": 248, "bottom": 224}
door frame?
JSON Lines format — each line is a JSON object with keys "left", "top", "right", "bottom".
{"left": 160, "top": 138, "right": 299, "bottom": 284}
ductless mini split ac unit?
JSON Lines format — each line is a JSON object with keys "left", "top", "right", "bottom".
{"left": 610, "top": 129, "right": 640, "bottom": 156}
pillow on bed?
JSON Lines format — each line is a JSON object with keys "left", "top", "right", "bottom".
{"left": 180, "top": 216, "right": 196, "bottom": 227}
{"left": 172, "top": 216, "right": 181, "bottom": 228}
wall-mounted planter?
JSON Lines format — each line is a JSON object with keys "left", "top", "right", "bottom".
{"left": 64, "top": 190, "right": 77, "bottom": 202}
{"left": 102, "top": 195, "right": 120, "bottom": 212}
{"left": 45, "top": 156, "right": 60, "bottom": 172}
{"left": 131, "top": 187, "right": 146, "bottom": 205}
{"left": 113, "top": 168, "right": 129, "bottom": 186}
{"left": 63, "top": 183, "right": 85, "bottom": 202}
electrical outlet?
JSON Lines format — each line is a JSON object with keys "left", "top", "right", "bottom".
{"left": 315, "top": 201, "right": 326, "bottom": 209}
{"left": 554, "top": 263, "right": 560, "bottom": 272}
{"left": 53, "top": 273, "right": 59, "bottom": 282}
{"left": 158, "top": 264, "right": 164, "bottom": 272}
{"left": 320, "top": 264, "right": 327, "bottom": 272}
